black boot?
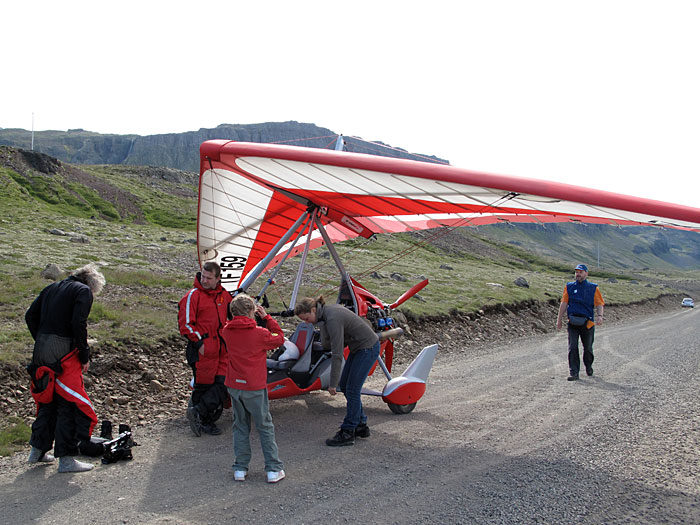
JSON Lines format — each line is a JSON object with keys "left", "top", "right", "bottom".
{"left": 201, "top": 423, "right": 222, "bottom": 436}
{"left": 187, "top": 406, "right": 202, "bottom": 437}
{"left": 326, "top": 428, "right": 355, "bottom": 447}
{"left": 100, "top": 420, "right": 113, "bottom": 440}
{"left": 355, "top": 423, "right": 370, "bottom": 438}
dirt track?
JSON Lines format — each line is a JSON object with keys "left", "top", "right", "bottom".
{"left": 1, "top": 306, "right": 699, "bottom": 524}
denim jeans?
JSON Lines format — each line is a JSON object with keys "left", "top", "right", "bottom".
{"left": 567, "top": 323, "right": 595, "bottom": 376}
{"left": 338, "top": 341, "right": 381, "bottom": 431}
{"left": 227, "top": 387, "right": 283, "bottom": 473}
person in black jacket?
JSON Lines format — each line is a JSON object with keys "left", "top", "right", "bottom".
{"left": 26, "top": 263, "right": 106, "bottom": 473}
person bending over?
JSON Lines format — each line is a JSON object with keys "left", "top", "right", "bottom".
{"left": 295, "top": 296, "right": 379, "bottom": 447}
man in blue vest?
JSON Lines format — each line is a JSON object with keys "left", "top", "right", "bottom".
{"left": 556, "top": 264, "right": 605, "bottom": 381}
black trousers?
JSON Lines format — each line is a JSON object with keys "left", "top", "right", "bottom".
{"left": 191, "top": 374, "right": 227, "bottom": 424}
{"left": 30, "top": 394, "right": 93, "bottom": 457}
{"left": 567, "top": 323, "right": 595, "bottom": 376}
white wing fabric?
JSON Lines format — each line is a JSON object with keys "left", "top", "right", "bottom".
{"left": 197, "top": 141, "right": 700, "bottom": 290}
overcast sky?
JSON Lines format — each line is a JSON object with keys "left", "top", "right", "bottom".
{"left": 3, "top": 1, "right": 699, "bottom": 207}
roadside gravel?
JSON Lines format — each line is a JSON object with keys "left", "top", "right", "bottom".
{"left": 1, "top": 305, "right": 698, "bottom": 524}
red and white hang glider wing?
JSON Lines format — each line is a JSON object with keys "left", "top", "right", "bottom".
{"left": 197, "top": 140, "right": 700, "bottom": 291}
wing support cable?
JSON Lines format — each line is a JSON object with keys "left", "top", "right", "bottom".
{"left": 350, "top": 192, "right": 525, "bottom": 281}
{"left": 309, "top": 190, "right": 534, "bottom": 295}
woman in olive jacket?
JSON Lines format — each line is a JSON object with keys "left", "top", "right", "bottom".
{"left": 295, "top": 296, "right": 379, "bottom": 447}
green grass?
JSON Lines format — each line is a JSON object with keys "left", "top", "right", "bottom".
{"left": 7, "top": 170, "right": 97, "bottom": 217}
{"left": 81, "top": 165, "right": 198, "bottom": 230}
{"left": 0, "top": 417, "right": 31, "bottom": 456}
{"left": 248, "top": 232, "right": 681, "bottom": 318}
{"left": 3, "top": 160, "right": 197, "bottom": 230}
{"left": 88, "top": 302, "right": 122, "bottom": 323}
{"left": 143, "top": 206, "right": 197, "bottom": 229}
{"left": 0, "top": 168, "right": 36, "bottom": 207}
{"left": 67, "top": 182, "right": 120, "bottom": 220}
{"left": 89, "top": 293, "right": 179, "bottom": 347}
{"left": 0, "top": 331, "right": 33, "bottom": 364}
{"left": 102, "top": 268, "right": 192, "bottom": 288}
{"left": 0, "top": 271, "right": 47, "bottom": 306}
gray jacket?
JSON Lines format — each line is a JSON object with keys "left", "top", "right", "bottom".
{"left": 316, "top": 303, "right": 379, "bottom": 388}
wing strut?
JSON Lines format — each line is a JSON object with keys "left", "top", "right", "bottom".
{"left": 236, "top": 204, "right": 363, "bottom": 315}
{"left": 238, "top": 209, "right": 312, "bottom": 294}
{"left": 255, "top": 213, "right": 315, "bottom": 302}
{"left": 289, "top": 215, "right": 317, "bottom": 308}
{"left": 313, "top": 212, "right": 359, "bottom": 313}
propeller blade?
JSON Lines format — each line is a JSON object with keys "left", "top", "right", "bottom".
{"left": 390, "top": 279, "right": 429, "bottom": 309}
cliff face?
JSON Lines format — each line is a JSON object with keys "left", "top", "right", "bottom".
{"left": 0, "top": 121, "right": 448, "bottom": 172}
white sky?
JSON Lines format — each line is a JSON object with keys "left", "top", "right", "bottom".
{"left": 3, "top": 1, "right": 699, "bottom": 208}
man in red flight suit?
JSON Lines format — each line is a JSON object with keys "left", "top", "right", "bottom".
{"left": 178, "top": 262, "right": 232, "bottom": 436}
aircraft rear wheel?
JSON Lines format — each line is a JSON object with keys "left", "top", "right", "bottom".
{"left": 387, "top": 402, "right": 416, "bottom": 415}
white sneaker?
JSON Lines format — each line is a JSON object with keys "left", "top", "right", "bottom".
{"left": 58, "top": 457, "right": 94, "bottom": 473}
{"left": 28, "top": 447, "right": 55, "bottom": 463}
{"left": 234, "top": 470, "right": 247, "bottom": 481}
{"left": 266, "top": 470, "right": 285, "bottom": 483}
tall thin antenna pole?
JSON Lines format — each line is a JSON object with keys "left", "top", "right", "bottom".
{"left": 31, "top": 113, "right": 35, "bottom": 150}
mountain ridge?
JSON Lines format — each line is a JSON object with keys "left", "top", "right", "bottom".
{"left": 0, "top": 121, "right": 448, "bottom": 172}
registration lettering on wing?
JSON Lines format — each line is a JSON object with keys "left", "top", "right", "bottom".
{"left": 341, "top": 215, "right": 364, "bottom": 234}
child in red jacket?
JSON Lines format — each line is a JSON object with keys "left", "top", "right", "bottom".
{"left": 222, "top": 294, "right": 286, "bottom": 483}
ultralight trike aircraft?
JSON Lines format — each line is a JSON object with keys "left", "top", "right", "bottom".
{"left": 195, "top": 138, "right": 700, "bottom": 414}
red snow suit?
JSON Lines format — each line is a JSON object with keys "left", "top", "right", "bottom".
{"left": 178, "top": 274, "right": 232, "bottom": 384}
{"left": 29, "top": 350, "right": 98, "bottom": 435}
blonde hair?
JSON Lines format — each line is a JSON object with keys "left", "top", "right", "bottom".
{"left": 294, "top": 296, "right": 324, "bottom": 316}
{"left": 230, "top": 293, "right": 256, "bottom": 317}
{"left": 72, "top": 263, "right": 106, "bottom": 295}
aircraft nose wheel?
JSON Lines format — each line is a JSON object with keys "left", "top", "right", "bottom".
{"left": 387, "top": 402, "right": 416, "bottom": 415}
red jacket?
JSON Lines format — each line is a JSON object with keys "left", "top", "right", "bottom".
{"left": 222, "top": 315, "right": 284, "bottom": 391}
{"left": 178, "top": 274, "right": 232, "bottom": 384}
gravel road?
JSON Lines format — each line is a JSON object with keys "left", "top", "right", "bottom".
{"left": 1, "top": 307, "right": 698, "bottom": 524}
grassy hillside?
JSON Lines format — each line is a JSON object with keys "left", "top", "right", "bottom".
{"left": 0, "top": 147, "right": 201, "bottom": 365}
{"left": 478, "top": 223, "right": 700, "bottom": 271}
{"left": 1, "top": 145, "right": 698, "bottom": 370}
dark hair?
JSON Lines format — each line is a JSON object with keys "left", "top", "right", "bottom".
{"left": 294, "top": 296, "right": 324, "bottom": 316}
{"left": 202, "top": 261, "right": 221, "bottom": 278}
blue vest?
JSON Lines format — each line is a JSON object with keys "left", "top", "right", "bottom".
{"left": 566, "top": 280, "right": 597, "bottom": 320}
